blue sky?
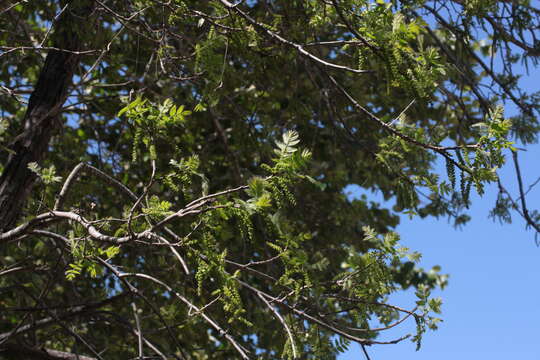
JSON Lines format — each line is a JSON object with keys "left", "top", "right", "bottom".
{"left": 341, "top": 145, "right": 540, "bottom": 359}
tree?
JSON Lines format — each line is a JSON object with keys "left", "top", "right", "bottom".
{"left": 0, "top": 0, "right": 538, "bottom": 359}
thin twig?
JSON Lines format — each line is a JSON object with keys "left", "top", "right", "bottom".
{"left": 131, "top": 302, "right": 144, "bottom": 359}
{"left": 512, "top": 151, "right": 540, "bottom": 233}
{"left": 39, "top": 3, "right": 69, "bottom": 47}
{"left": 257, "top": 292, "right": 298, "bottom": 358}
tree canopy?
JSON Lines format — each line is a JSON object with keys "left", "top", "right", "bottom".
{"left": 0, "top": 0, "right": 539, "bottom": 359}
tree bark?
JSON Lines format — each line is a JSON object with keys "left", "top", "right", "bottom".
{"left": 0, "top": 1, "right": 95, "bottom": 231}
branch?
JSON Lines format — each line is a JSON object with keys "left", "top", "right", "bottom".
{"left": 325, "top": 73, "right": 475, "bottom": 173}
{"left": 0, "top": 344, "right": 97, "bottom": 360}
{"left": 0, "top": 293, "right": 127, "bottom": 341}
{"left": 256, "top": 292, "right": 298, "bottom": 359}
{"left": 512, "top": 151, "right": 540, "bottom": 234}
{"left": 236, "top": 279, "right": 411, "bottom": 345}
{"left": 100, "top": 264, "right": 251, "bottom": 360}
{"left": 218, "top": 0, "right": 372, "bottom": 74}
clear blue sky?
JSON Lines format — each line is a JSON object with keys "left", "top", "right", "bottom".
{"left": 340, "top": 146, "right": 540, "bottom": 359}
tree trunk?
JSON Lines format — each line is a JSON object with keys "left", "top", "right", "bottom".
{"left": 0, "top": 1, "right": 95, "bottom": 231}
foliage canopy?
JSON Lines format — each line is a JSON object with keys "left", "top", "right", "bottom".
{"left": 1, "top": 0, "right": 539, "bottom": 359}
